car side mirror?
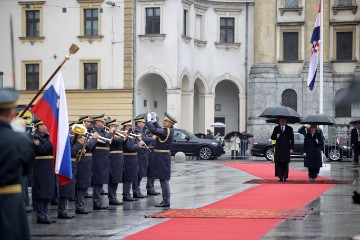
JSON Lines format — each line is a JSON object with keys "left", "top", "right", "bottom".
{"left": 185, "top": 136, "right": 190, "bottom": 141}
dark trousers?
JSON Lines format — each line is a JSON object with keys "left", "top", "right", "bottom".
{"left": 93, "top": 184, "right": 103, "bottom": 206}
{"left": 160, "top": 179, "right": 170, "bottom": 204}
{"left": 58, "top": 197, "right": 68, "bottom": 215}
{"left": 123, "top": 181, "right": 135, "bottom": 197}
{"left": 308, "top": 168, "right": 320, "bottom": 179}
{"left": 276, "top": 162, "right": 289, "bottom": 179}
{"left": 35, "top": 198, "right": 51, "bottom": 220}
{"left": 75, "top": 187, "right": 87, "bottom": 210}
{"left": 354, "top": 147, "right": 360, "bottom": 164}
{"left": 22, "top": 177, "right": 29, "bottom": 207}
{"left": 146, "top": 177, "right": 156, "bottom": 193}
{"left": 132, "top": 176, "right": 143, "bottom": 196}
{"left": 108, "top": 183, "right": 118, "bottom": 201}
{"left": 231, "top": 150, "right": 238, "bottom": 159}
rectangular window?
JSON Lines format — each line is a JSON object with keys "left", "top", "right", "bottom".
{"left": 26, "top": 10, "right": 40, "bottom": 37}
{"left": 336, "top": 32, "right": 353, "bottom": 60}
{"left": 220, "top": 17, "right": 234, "bottom": 43}
{"left": 284, "top": 0, "right": 298, "bottom": 8}
{"left": 338, "top": 0, "right": 352, "bottom": 6}
{"left": 183, "top": 9, "right": 188, "bottom": 36}
{"left": 84, "top": 9, "right": 98, "bottom": 36}
{"left": 26, "top": 64, "right": 39, "bottom": 90}
{"left": 195, "top": 14, "right": 202, "bottom": 40}
{"left": 84, "top": 63, "right": 98, "bottom": 89}
{"left": 145, "top": 7, "right": 160, "bottom": 34}
{"left": 283, "top": 32, "right": 298, "bottom": 61}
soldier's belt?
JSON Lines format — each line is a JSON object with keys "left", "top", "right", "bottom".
{"left": 110, "top": 151, "right": 123, "bottom": 154}
{"left": 154, "top": 149, "right": 170, "bottom": 153}
{"left": 84, "top": 153, "right": 92, "bottom": 157}
{"left": 35, "top": 156, "right": 53, "bottom": 160}
{"left": 0, "top": 184, "right": 21, "bottom": 195}
{"left": 123, "top": 152, "right": 137, "bottom": 156}
{"left": 95, "top": 147, "right": 110, "bottom": 150}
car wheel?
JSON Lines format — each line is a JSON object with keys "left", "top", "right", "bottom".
{"left": 328, "top": 148, "right": 341, "bottom": 161}
{"left": 264, "top": 147, "right": 274, "bottom": 161}
{"left": 199, "top": 146, "right": 213, "bottom": 160}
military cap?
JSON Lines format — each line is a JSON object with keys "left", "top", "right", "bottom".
{"left": 121, "top": 120, "right": 132, "bottom": 126}
{"left": 0, "top": 88, "right": 19, "bottom": 109}
{"left": 33, "top": 119, "right": 44, "bottom": 127}
{"left": 92, "top": 114, "right": 105, "bottom": 121}
{"left": 134, "top": 113, "right": 146, "bottom": 123}
{"left": 106, "top": 119, "right": 119, "bottom": 127}
{"left": 69, "top": 122, "right": 75, "bottom": 127}
{"left": 79, "top": 115, "right": 91, "bottom": 122}
{"left": 163, "top": 112, "right": 177, "bottom": 124}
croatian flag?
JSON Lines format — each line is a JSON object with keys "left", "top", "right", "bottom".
{"left": 307, "top": 1, "right": 321, "bottom": 91}
{"left": 32, "top": 72, "right": 72, "bottom": 185}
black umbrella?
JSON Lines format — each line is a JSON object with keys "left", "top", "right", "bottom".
{"left": 224, "top": 131, "right": 241, "bottom": 140}
{"left": 350, "top": 118, "right": 360, "bottom": 125}
{"left": 240, "top": 132, "right": 253, "bottom": 138}
{"left": 300, "top": 114, "right": 335, "bottom": 125}
{"left": 265, "top": 117, "right": 301, "bottom": 124}
{"left": 259, "top": 106, "right": 300, "bottom": 119}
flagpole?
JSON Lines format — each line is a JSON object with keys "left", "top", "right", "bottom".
{"left": 319, "top": 0, "right": 324, "bottom": 114}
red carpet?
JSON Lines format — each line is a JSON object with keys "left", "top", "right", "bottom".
{"left": 125, "top": 163, "right": 334, "bottom": 240}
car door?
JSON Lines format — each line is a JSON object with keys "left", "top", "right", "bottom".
{"left": 172, "top": 129, "right": 198, "bottom": 155}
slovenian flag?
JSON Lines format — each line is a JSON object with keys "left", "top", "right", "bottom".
{"left": 32, "top": 72, "right": 72, "bottom": 185}
{"left": 307, "top": 1, "right": 321, "bottom": 91}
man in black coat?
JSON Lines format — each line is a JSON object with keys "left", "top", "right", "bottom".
{"left": 351, "top": 122, "right": 360, "bottom": 165}
{"left": 0, "top": 88, "right": 35, "bottom": 240}
{"left": 271, "top": 118, "right": 294, "bottom": 182}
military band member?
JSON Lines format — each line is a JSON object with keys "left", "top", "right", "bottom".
{"left": 146, "top": 112, "right": 176, "bottom": 207}
{"left": 133, "top": 114, "right": 155, "bottom": 198}
{"left": 91, "top": 114, "right": 113, "bottom": 210}
{"left": 122, "top": 120, "right": 145, "bottom": 201}
{"left": 33, "top": 119, "right": 58, "bottom": 223}
{"left": 107, "top": 119, "right": 125, "bottom": 205}
{"left": 75, "top": 117, "right": 98, "bottom": 214}
{"left": 0, "top": 88, "right": 35, "bottom": 240}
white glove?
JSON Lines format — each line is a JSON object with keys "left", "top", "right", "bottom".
{"left": 151, "top": 112, "right": 157, "bottom": 120}
{"left": 146, "top": 113, "right": 152, "bottom": 122}
{"left": 10, "top": 117, "right": 26, "bottom": 133}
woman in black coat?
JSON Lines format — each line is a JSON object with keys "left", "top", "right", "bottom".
{"left": 303, "top": 124, "right": 324, "bottom": 182}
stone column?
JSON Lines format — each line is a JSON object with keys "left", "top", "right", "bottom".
{"left": 181, "top": 91, "right": 194, "bottom": 132}
{"left": 239, "top": 93, "right": 246, "bottom": 132}
{"left": 254, "top": 0, "right": 277, "bottom": 63}
{"left": 124, "top": 0, "right": 134, "bottom": 89}
{"left": 166, "top": 89, "right": 182, "bottom": 128}
{"left": 198, "top": 93, "right": 215, "bottom": 133}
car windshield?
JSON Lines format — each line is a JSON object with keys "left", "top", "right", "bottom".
{"left": 176, "top": 129, "right": 196, "bottom": 139}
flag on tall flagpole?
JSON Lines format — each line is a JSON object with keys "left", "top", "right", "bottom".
{"left": 307, "top": 1, "right": 321, "bottom": 91}
{"left": 32, "top": 72, "right": 72, "bottom": 185}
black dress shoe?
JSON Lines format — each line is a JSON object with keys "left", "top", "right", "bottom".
{"left": 147, "top": 191, "right": 161, "bottom": 196}
{"left": 58, "top": 213, "right": 75, "bottom": 219}
{"left": 37, "top": 218, "right": 56, "bottom": 224}
{"left": 133, "top": 194, "right": 147, "bottom": 199}
{"left": 123, "top": 196, "right": 137, "bottom": 202}
{"left": 278, "top": 178, "right": 283, "bottom": 182}
{"left": 283, "top": 178, "right": 288, "bottom": 182}
{"left": 85, "top": 193, "right": 93, "bottom": 198}
{"left": 100, "top": 189, "right": 108, "bottom": 195}
{"left": 154, "top": 202, "right": 170, "bottom": 207}
{"left": 76, "top": 209, "right": 92, "bottom": 214}
{"left": 109, "top": 200, "right": 124, "bottom": 205}
{"left": 93, "top": 205, "right": 109, "bottom": 210}
{"left": 51, "top": 199, "right": 58, "bottom": 205}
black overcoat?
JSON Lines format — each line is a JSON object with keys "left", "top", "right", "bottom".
{"left": 0, "top": 121, "right": 35, "bottom": 240}
{"left": 271, "top": 125, "right": 294, "bottom": 163}
{"left": 123, "top": 138, "right": 140, "bottom": 181}
{"left": 135, "top": 127, "right": 155, "bottom": 177}
{"left": 145, "top": 121, "right": 174, "bottom": 180}
{"left": 303, "top": 131, "right": 324, "bottom": 168}
{"left": 109, "top": 136, "right": 125, "bottom": 183}
{"left": 351, "top": 128, "right": 360, "bottom": 150}
{"left": 76, "top": 137, "right": 97, "bottom": 188}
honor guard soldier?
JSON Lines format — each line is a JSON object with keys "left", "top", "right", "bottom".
{"left": 145, "top": 112, "right": 176, "bottom": 207}
{"left": 107, "top": 119, "right": 125, "bottom": 205}
{"left": 122, "top": 120, "right": 145, "bottom": 201}
{"left": 0, "top": 88, "right": 35, "bottom": 240}
{"left": 33, "top": 119, "right": 58, "bottom": 223}
{"left": 133, "top": 114, "right": 155, "bottom": 198}
{"left": 74, "top": 117, "right": 98, "bottom": 214}
{"left": 91, "top": 114, "right": 113, "bottom": 210}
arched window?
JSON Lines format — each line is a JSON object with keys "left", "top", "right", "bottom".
{"left": 282, "top": 89, "right": 297, "bottom": 111}
{"left": 335, "top": 89, "right": 351, "bottom": 117}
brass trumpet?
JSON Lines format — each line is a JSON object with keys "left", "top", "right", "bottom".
{"left": 104, "top": 125, "right": 127, "bottom": 139}
{"left": 72, "top": 124, "right": 112, "bottom": 144}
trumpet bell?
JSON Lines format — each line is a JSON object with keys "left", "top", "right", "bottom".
{"left": 72, "top": 124, "right": 87, "bottom": 135}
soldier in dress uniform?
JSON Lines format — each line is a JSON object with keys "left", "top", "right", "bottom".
{"left": 122, "top": 120, "right": 145, "bottom": 201}
{"left": 75, "top": 116, "right": 98, "bottom": 214}
{"left": 91, "top": 114, "right": 113, "bottom": 210}
{"left": 0, "top": 88, "right": 35, "bottom": 240}
{"left": 107, "top": 119, "right": 125, "bottom": 205}
{"left": 133, "top": 114, "right": 155, "bottom": 198}
{"left": 145, "top": 112, "right": 176, "bottom": 207}
{"left": 145, "top": 134, "right": 161, "bottom": 196}
{"left": 32, "top": 119, "right": 58, "bottom": 223}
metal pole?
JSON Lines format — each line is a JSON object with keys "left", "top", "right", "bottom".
{"left": 319, "top": 0, "right": 324, "bottom": 114}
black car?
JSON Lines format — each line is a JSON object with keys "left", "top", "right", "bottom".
{"left": 250, "top": 133, "right": 351, "bottom": 161}
{"left": 171, "top": 128, "right": 225, "bottom": 160}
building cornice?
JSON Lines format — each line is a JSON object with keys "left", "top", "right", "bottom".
{"left": 277, "top": 21, "right": 305, "bottom": 26}
{"left": 330, "top": 21, "right": 360, "bottom": 26}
